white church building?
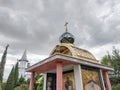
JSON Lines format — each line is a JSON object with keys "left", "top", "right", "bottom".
{"left": 18, "top": 50, "right": 30, "bottom": 79}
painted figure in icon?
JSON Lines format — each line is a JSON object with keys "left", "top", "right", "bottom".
{"left": 85, "top": 74, "right": 101, "bottom": 90}
{"left": 65, "top": 77, "right": 73, "bottom": 90}
{"left": 47, "top": 77, "right": 53, "bottom": 90}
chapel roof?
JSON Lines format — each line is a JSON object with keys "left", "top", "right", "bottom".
{"left": 50, "top": 43, "right": 98, "bottom": 63}
{"left": 50, "top": 23, "right": 99, "bottom": 63}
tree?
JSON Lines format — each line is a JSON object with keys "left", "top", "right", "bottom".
{"left": 14, "top": 62, "right": 19, "bottom": 87}
{"left": 101, "top": 55, "right": 110, "bottom": 66}
{"left": 36, "top": 76, "right": 44, "bottom": 90}
{"left": 0, "top": 44, "right": 9, "bottom": 83}
{"left": 101, "top": 47, "right": 120, "bottom": 75}
{"left": 111, "top": 47, "right": 120, "bottom": 77}
{"left": 18, "top": 76, "right": 26, "bottom": 85}
{"left": 34, "top": 73, "right": 43, "bottom": 90}
{"left": 101, "top": 47, "right": 120, "bottom": 84}
{"left": 4, "top": 66, "right": 15, "bottom": 90}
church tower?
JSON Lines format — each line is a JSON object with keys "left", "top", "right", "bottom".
{"left": 19, "top": 50, "right": 29, "bottom": 79}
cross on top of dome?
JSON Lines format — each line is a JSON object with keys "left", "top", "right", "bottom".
{"left": 65, "top": 22, "right": 68, "bottom": 32}
{"left": 59, "top": 22, "right": 75, "bottom": 44}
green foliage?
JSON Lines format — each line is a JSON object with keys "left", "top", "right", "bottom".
{"left": 101, "top": 55, "right": 111, "bottom": 65}
{"left": 16, "top": 76, "right": 26, "bottom": 86}
{"left": 111, "top": 47, "right": 120, "bottom": 77}
{"left": 1, "top": 82, "right": 6, "bottom": 90}
{"left": 14, "top": 76, "right": 29, "bottom": 90}
{"left": 110, "top": 77, "right": 120, "bottom": 84}
{"left": 13, "top": 87, "right": 20, "bottom": 90}
{"left": 36, "top": 85, "right": 41, "bottom": 90}
{"left": 34, "top": 73, "right": 42, "bottom": 82}
{"left": 112, "top": 86, "right": 116, "bottom": 90}
{"left": 0, "top": 83, "right": 2, "bottom": 90}
{"left": 36, "top": 76, "right": 44, "bottom": 90}
{"left": 26, "top": 78, "right": 30, "bottom": 84}
{"left": 13, "top": 84, "right": 29, "bottom": 90}
{"left": 0, "top": 44, "right": 9, "bottom": 83}
{"left": 19, "top": 76, "right": 25, "bottom": 83}
{"left": 115, "top": 84, "right": 120, "bottom": 90}
{"left": 112, "top": 84, "right": 120, "bottom": 90}
{"left": 101, "top": 47, "right": 120, "bottom": 66}
{"left": 34, "top": 73, "right": 43, "bottom": 90}
{"left": 4, "top": 62, "right": 19, "bottom": 90}
{"left": 14, "top": 62, "right": 19, "bottom": 87}
{"left": 101, "top": 47, "right": 120, "bottom": 84}
{"left": 4, "top": 66, "right": 15, "bottom": 90}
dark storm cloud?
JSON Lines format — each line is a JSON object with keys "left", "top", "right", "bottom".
{"left": 0, "top": 0, "right": 120, "bottom": 56}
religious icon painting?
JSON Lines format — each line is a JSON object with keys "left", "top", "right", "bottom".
{"left": 81, "top": 66, "right": 102, "bottom": 90}
{"left": 46, "top": 73, "right": 56, "bottom": 90}
{"left": 63, "top": 70, "right": 76, "bottom": 90}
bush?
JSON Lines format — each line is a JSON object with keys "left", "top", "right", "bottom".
{"left": 14, "top": 84, "right": 29, "bottom": 90}
{"left": 112, "top": 84, "right": 120, "bottom": 90}
{"left": 110, "top": 77, "right": 120, "bottom": 85}
{"left": 112, "top": 86, "right": 116, "bottom": 90}
{"left": 0, "top": 83, "right": 2, "bottom": 90}
{"left": 0, "top": 82, "right": 6, "bottom": 90}
{"left": 14, "top": 87, "right": 20, "bottom": 90}
{"left": 36, "top": 76, "right": 44, "bottom": 90}
{"left": 1, "top": 82, "right": 6, "bottom": 90}
{"left": 115, "top": 84, "right": 120, "bottom": 90}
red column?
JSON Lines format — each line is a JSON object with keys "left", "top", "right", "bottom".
{"left": 29, "top": 72, "right": 35, "bottom": 90}
{"left": 56, "top": 62, "right": 63, "bottom": 90}
{"left": 104, "top": 71, "right": 112, "bottom": 90}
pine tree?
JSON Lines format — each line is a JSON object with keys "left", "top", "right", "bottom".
{"left": 4, "top": 66, "right": 15, "bottom": 90}
{"left": 19, "top": 76, "right": 25, "bottom": 84}
{"left": 14, "top": 62, "right": 19, "bottom": 87}
{"left": 0, "top": 44, "right": 9, "bottom": 83}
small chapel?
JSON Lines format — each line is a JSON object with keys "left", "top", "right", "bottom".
{"left": 26, "top": 23, "right": 113, "bottom": 90}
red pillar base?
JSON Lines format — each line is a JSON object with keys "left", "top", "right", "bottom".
{"left": 29, "top": 72, "right": 35, "bottom": 90}
{"left": 104, "top": 71, "right": 112, "bottom": 90}
{"left": 56, "top": 62, "right": 63, "bottom": 90}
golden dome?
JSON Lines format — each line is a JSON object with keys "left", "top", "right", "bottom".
{"left": 50, "top": 43, "right": 99, "bottom": 63}
{"left": 50, "top": 23, "right": 99, "bottom": 63}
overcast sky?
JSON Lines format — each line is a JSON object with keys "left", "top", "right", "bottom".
{"left": 0, "top": 0, "right": 120, "bottom": 81}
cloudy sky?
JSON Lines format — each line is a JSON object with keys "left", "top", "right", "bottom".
{"left": 0, "top": 0, "right": 120, "bottom": 81}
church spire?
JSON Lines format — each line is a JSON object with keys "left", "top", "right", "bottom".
{"left": 18, "top": 50, "right": 29, "bottom": 78}
{"left": 21, "top": 49, "right": 28, "bottom": 61}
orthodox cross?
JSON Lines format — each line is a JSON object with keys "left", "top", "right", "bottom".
{"left": 65, "top": 22, "right": 68, "bottom": 32}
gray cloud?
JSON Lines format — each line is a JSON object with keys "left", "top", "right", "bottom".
{"left": 0, "top": 0, "right": 120, "bottom": 81}
{"left": 0, "top": 0, "right": 120, "bottom": 58}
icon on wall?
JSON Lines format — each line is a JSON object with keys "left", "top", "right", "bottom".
{"left": 81, "top": 66, "right": 102, "bottom": 90}
{"left": 63, "top": 70, "right": 75, "bottom": 90}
